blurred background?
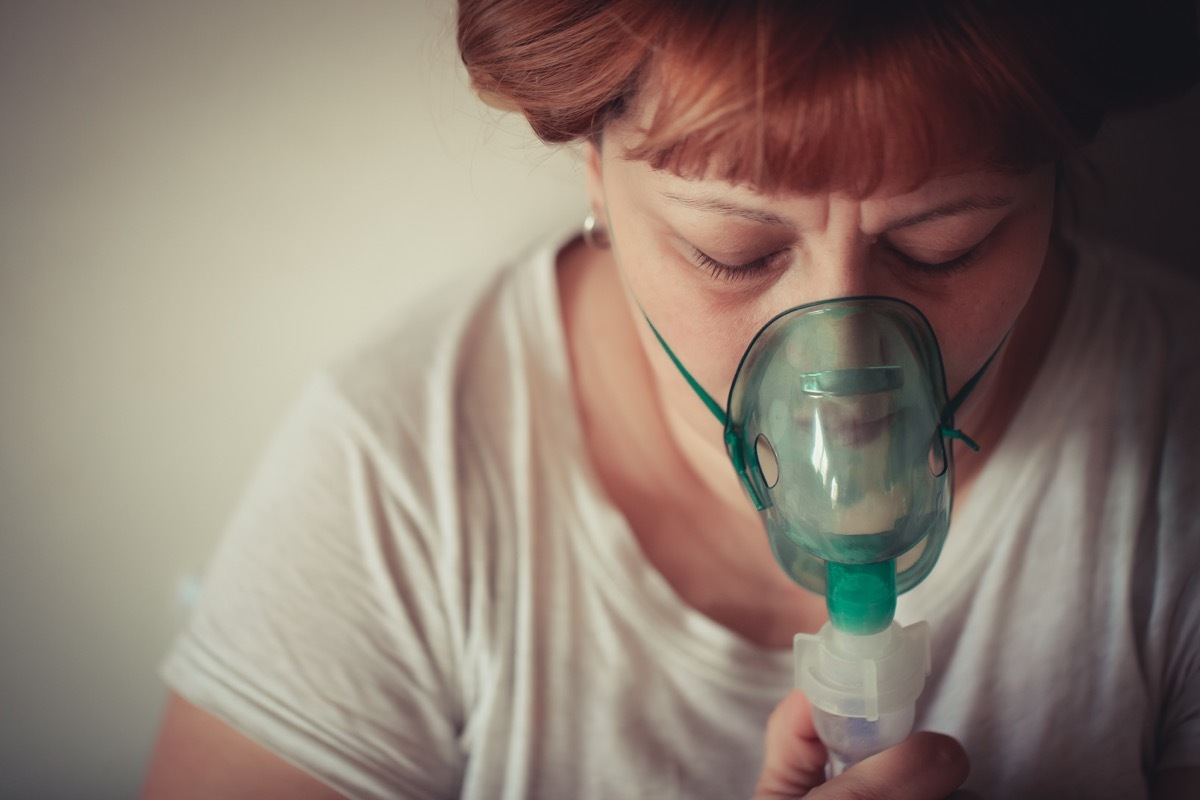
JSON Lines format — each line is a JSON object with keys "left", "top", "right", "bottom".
{"left": 0, "top": 2, "right": 1196, "bottom": 798}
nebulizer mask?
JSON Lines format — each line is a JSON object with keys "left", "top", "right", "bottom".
{"left": 649, "top": 296, "right": 991, "bottom": 776}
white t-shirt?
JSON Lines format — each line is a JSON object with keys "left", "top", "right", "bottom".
{"left": 162, "top": 230, "right": 1200, "bottom": 799}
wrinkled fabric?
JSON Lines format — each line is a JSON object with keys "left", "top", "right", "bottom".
{"left": 162, "top": 231, "right": 1200, "bottom": 799}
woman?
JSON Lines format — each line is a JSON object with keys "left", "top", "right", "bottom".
{"left": 142, "top": 1, "right": 1200, "bottom": 797}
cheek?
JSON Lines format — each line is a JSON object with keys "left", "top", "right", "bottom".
{"left": 606, "top": 203, "right": 759, "bottom": 401}
{"left": 934, "top": 204, "right": 1054, "bottom": 396}
{"left": 623, "top": 250, "right": 754, "bottom": 401}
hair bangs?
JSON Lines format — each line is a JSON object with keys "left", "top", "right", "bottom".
{"left": 626, "top": 2, "right": 1079, "bottom": 197}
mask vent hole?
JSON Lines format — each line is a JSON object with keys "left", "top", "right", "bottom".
{"left": 929, "top": 433, "right": 947, "bottom": 477}
{"left": 755, "top": 434, "right": 780, "bottom": 489}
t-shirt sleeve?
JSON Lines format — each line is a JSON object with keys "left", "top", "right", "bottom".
{"left": 1153, "top": 359, "right": 1200, "bottom": 774}
{"left": 161, "top": 375, "right": 465, "bottom": 800}
{"left": 1156, "top": 571, "right": 1200, "bottom": 772}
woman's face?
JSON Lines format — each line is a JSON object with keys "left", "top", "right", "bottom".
{"left": 586, "top": 116, "right": 1058, "bottom": 438}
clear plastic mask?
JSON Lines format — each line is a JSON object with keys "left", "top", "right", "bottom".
{"left": 721, "top": 297, "right": 953, "bottom": 601}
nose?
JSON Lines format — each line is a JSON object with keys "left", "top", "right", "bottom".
{"left": 792, "top": 304, "right": 888, "bottom": 378}
{"left": 775, "top": 236, "right": 886, "bottom": 370}
{"left": 773, "top": 229, "right": 879, "bottom": 308}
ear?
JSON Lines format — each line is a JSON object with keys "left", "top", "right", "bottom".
{"left": 582, "top": 139, "right": 607, "bottom": 221}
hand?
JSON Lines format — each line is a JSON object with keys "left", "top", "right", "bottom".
{"left": 753, "top": 691, "right": 971, "bottom": 799}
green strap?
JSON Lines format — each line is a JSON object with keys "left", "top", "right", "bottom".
{"left": 938, "top": 331, "right": 1009, "bottom": 453}
{"left": 940, "top": 426, "right": 981, "bottom": 452}
{"left": 644, "top": 309, "right": 1007, "bottom": 455}
{"left": 643, "top": 315, "right": 729, "bottom": 427}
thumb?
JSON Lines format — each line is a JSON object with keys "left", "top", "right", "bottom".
{"left": 752, "top": 690, "right": 828, "bottom": 799}
{"left": 807, "top": 730, "right": 970, "bottom": 800}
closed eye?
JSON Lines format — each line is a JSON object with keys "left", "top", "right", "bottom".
{"left": 691, "top": 247, "right": 783, "bottom": 281}
{"left": 883, "top": 242, "right": 984, "bottom": 273}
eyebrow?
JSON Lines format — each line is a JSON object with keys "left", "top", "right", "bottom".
{"left": 662, "top": 192, "right": 791, "bottom": 227}
{"left": 886, "top": 194, "right": 1016, "bottom": 230}
{"left": 662, "top": 191, "right": 1017, "bottom": 230}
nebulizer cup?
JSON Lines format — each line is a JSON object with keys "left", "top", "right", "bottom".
{"left": 722, "top": 297, "right": 954, "bottom": 776}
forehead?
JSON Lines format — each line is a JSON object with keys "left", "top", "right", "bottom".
{"left": 607, "top": 144, "right": 1037, "bottom": 239}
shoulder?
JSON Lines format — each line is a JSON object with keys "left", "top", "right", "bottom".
{"left": 1007, "top": 236, "right": 1200, "bottom": 569}
{"left": 1079, "top": 239, "right": 1200, "bottom": 457}
{"left": 1047, "top": 237, "right": 1200, "bottom": 456}
{"left": 1068, "top": 235, "right": 1200, "bottom": 474}
{"left": 280, "top": 227, "right": 587, "bottom": 561}
{"left": 1071, "top": 236, "right": 1200, "bottom": 367}
{"left": 317, "top": 228, "right": 577, "bottom": 458}
{"left": 1071, "top": 238, "right": 1200, "bottom": 638}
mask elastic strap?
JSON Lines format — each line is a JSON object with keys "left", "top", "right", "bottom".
{"left": 937, "top": 332, "right": 1009, "bottom": 452}
{"left": 643, "top": 314, "right": 729, "bottom": 427}
{"left": 647, "top": 309, "right": 1008, "bottom": 454}
{"left": 644, "top": 314, "right": 764, "bottom": 507}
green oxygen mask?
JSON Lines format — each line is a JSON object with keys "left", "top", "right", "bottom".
{"left": 647, "top": 294, "right": 1000, "bottom": 774}
{"left": 648, "top": 296, "right": 987, "bottom": 635}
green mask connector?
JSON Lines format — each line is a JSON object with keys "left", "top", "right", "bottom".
{"left": 825, "top": 560, "right": 896, "bottom": 635}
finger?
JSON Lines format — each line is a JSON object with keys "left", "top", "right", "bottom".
{"left": 753, "top": 690, "right": 829, "bottom": 799}
{"left": 807, "top": 731, "right": 969, "bottom": 800}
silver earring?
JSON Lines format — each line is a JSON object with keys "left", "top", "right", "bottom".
{"left": 582, "top": 212, "right": 611, "bottom": 250}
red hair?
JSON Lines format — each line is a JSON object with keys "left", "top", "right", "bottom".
{"left": 458, "top": 0, "right": 1198, "bottom": 194}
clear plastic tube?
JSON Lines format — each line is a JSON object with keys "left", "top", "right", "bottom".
{"left": 812, "top": 705, "right": 916, "bottom": 777}
{"left": 794, "top": 620, "right": 930, "bottom": 777}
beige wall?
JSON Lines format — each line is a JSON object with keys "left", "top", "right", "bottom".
{"left": 0, "top": 3, "right": 1195, "bottom": 798}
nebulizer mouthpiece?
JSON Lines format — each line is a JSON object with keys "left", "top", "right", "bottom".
{"left": 650, "top": 296, "right": 967, "bottom": 776}
{"left": 722, "top": 297, "right": 955, "bottom": 775}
